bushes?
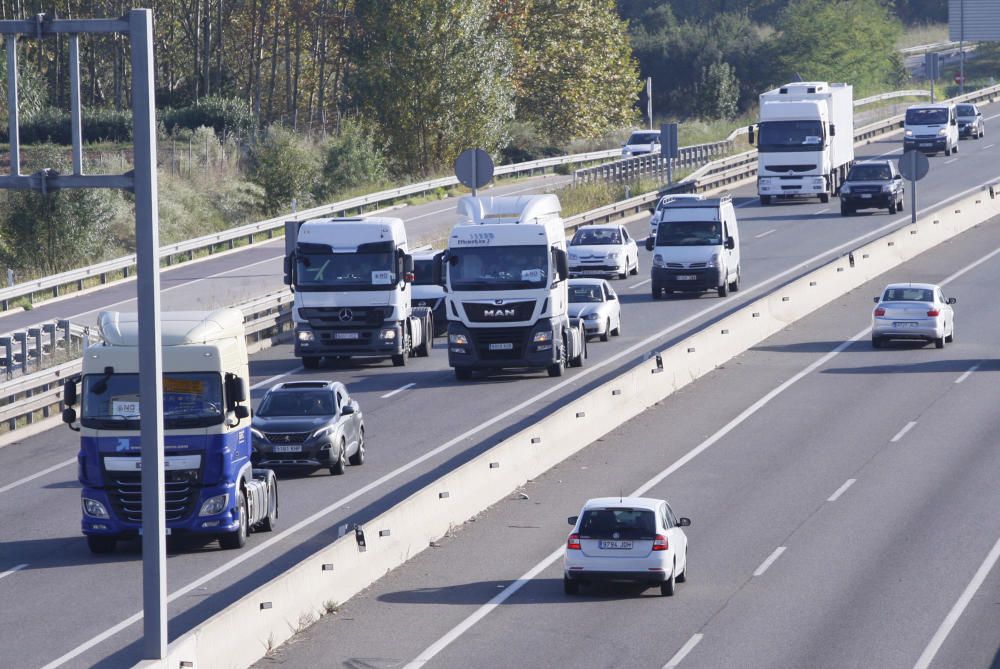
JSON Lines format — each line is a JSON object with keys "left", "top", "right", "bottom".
{"left": 162, "top": 96, "right": 255, "bottom": 138}
{"left": 248, "top": 125, "right": 322, "bottom": 215}
{"left": 0, "top": 107, "right": 132, "bottom": 144}
{"left": 317, "top": 119, "right": 389, "bottom": 199}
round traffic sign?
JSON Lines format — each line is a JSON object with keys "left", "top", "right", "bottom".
{"left": 899, "top": 149, "right": 930, "bottom": 181}
{"left": 454, "top": 148, "right": 494, "bottom": 190}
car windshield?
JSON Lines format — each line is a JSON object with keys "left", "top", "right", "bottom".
{"left": 579, "top": 508, "right": 656, "bottom": 540}
{"left": 81, "top": 372, "right": 224, "bottom": 429}
{"left": 257, "top": 391, "right": 335, "bottom": 417}
{"left": 571, "top": 229, "right": 621, "bottom": 246}
{"left": 627, "top": 132, "right": 659, "bottom": 145}
{"left": 906, "top": 108, "right": 948, "bottom": 125}
{"left": 412, "top": 259, "right": 436, "bottom": 286}
{"left": 569, "top": 285, "right": 604, "bottom": 303}
{"left": 655, "top": 220, "right": 722, "bottom": 246}
{"left": 848, "top": 164, "right": 892, "bottom": 181}
{"left": 883, "top": 287, "right": 934, "bottom": 302}
{"left": 956, "top": 104, "right": 976, "bottom": 116}
{"left": 295, "top": 241, "right": 395, "bottom": 291}
{"left": 448, "top": 245, "right": 549, "bottom": 291}
{"left": 757, "top": 120, "right": 824, "bottom": 152}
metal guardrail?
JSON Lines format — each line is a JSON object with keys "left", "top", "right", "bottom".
{"left": 855, "top": 89, "right": 930, "bottom": 106}
{"left": 0, "top": 319, "right": 93, "bottom": 380}
{"left": 899, "top": 40, "right": 961, "bottom": 55}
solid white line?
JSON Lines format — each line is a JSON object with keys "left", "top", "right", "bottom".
{"left": 913, "top": 534, "right": 1000, "bottom": 669}
{"left": 827, "top": 478, "right": 857, "bottom": 502}
{"left": 629, "top": 278, "right": 651, "bottom": 289}
{"left": 0, "top": 563, "right": 28, "bottom": 581}
{"left": 891, "top": 421, "right": 917, "bottom": 443}
{"left": 755, "top": 229, "right": 776, "bottom": 239}
{"left": 944, "top": 158, "right": 958, "bottom": 165}
{"left": 251, "top": 367, "right": 302, "bottom": 391}
{"left": 381, "top": 382, "right": 416, "bottom": 399}
{"left": 662, "top": 633, "right": 704, "bottom": 669}
{"left": 43, "top": 176, "right": 1000, "bottom": 668}
{"left": 955, "top": 363, "right": 980, "bottom": 384}
{"left": 753, "top": 546, "right": 786, "bottom": 577}
{"left": 0, "top": 458, "right": 76, "bottom": 496}
{"left": 984, "top": 144, "right": 995, "bottom": 150}
{"left": 814, "top": 208, "right": 829, "bottom": 215}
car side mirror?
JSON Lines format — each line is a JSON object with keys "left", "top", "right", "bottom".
{"left": 947, "top": 297, "right": 957, "bottom": 305}
{"left": 341, "top": 404, "right": 355, "bottom": 415}
{"left": 608, "top": 293, "right": 617, "bottom": 300}
{"left": 893, "top": 174, "right": 902, "bottom": 180}
{"left": 567, "top": 515, "right": 578, "bottom": 526}
{"left": 873, "top": 297, "right": 880, "bottom": 303}
{"left": 645, "top": 237, "right": 654, "bottom": 252}
{"left": 234, "top": 405, "right": 250, "bottom": 420}
{"left": 648, "top": 208, "right": 656, "bottom": 215}
{"left": 678, "top": 517, "right": 691, "bottom": 527}
{"left": 725, "top": 236, "right": 735, "bottom": 250}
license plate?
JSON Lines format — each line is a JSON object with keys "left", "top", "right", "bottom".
{"left": 892, "top": 322, "right": 918, "bottom": 328}
{"left": 861, "top": 194, "right": 872, "bottom": 199}
{"left": 273, "top": 444, "right": 302, "bottom": 453}
{"left": 334, "top": 332, "right": 359, "bottom": 340}
{"left": 599, "top": 540, "right": 633, "bottom": 550}
{"left": 489, "top": 342, "right": 514, "bottom": 351}
{"left": 139, "top": 528, "right": 172, "bottom": 536}
{"left": 920, "top": 143, "right": 933, "bottom": 147}
{"left": 677, "top": 275, "right": 697, "bottom": 281}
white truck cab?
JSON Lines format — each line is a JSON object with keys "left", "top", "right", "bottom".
{"left": 903, "top": 103, "right": 959, "bottom": 156}
{"left": 646, "top": 195, "right": 741, "bottom": 299}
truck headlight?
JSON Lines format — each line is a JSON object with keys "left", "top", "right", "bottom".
{"left": 937, "top": 128, "right": 947, "bottom": 136}
{"left": 380, "top": 328, "right": 397, "bottom": 340}
{"left": 533, "top": 331, "right": 552, "bottom": 343}
{"left": 82, "top": 498, "right": 110, "bottom": 519}
{"left": 199, "top": 494, "right": 229, "bottom": 517}
{"left": 297, "top": 330, "right": 314, "bottom": 342}
{"left": 449, "top": 333, "right": 468, "bottom": 345}
{"left": 653, "top": 254, "right": 664, "bottom": 268}
{"left": 905, "top": 129, "right": 914, "bottom": 137}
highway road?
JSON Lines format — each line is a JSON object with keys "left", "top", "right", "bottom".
{"left": 253, "top": 178, "right": 1000, "bottom": 669}
{"left": 1, "top": 108, "right": 999, "bottom": 669}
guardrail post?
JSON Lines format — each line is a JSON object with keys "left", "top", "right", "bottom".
{"left": 13, "top": 332, "right": 27, "bottom": 375}
{"left": 0, "top": 337, "right": 10, "bottom": 378}
{"left": 58, "top": 319, "right": 72, "bottom": 351}
{"left": 28, "top": 327, "right": 41, "bottom": 370}
{"left": 42, "top": 322, "right": 56, "bottom": 355}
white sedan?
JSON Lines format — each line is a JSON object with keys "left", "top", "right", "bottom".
{"left": 568, "top": 224, "right": 639, "bottom": 279}
{"left": 568, "top": 279, "right": 622, "bottom": 342}
{"left": 564, "top": 497, "right": 690, "bottom": 596}
{"left": 872, "top": 282, "right": 956, "bottom": 349}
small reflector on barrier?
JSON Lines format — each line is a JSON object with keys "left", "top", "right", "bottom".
{"left": 910, "top": 230, "right": 917, "bottom": 235}
{"left": 955, "top": 209, "right": 961, "bottom": 214}
{"left": 180, "top": 662, "right": 194, "bottom": 669}
{"left": 531, "top": 437, "right": 541, "bottom": 443}
{"left": 887, "top": 241, "right": 895, "bottom": 246}
{"left": 490, "top": 462, "right": 500, "bottom": 469}
{"left": 862, "top": 254, "right": 870, "bottom": 259}
{"left": 782, "top": 297, "right": 790, "bottom": 302}
{"left": 933, "top": 219, "right": 940, "bottom": 224}
{"left": 752, "top": 312, "right": 760, "bottom": 317}
{"left": 687, "top": 347, "right": 695, "bottom": 353}
{"left": 260, "top": 602, "right": 272, "bottom": 610}
{"left": 576, "top": 411, "right": 586, "bottom": 418}
{"left": 439, "top": 491, "right": 450, "bottom": 499}
{"left": 322, "top": 564, "right": 334, "bottom": 571}
{"left": 809, "top": 281, "right": 816, "bottom": 286}
{"left": 721, "top": 329, "right": 729, "bottom": 334}
{"left": 612, "top": 389, "right": 622, "bottom": 395}
{"left": 837, "top": 267, "right": 844, "bottom": 272}
{"left": 379, "top": 530, "right": 390, "bottom": 537}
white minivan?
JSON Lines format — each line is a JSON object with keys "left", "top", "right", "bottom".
{"left": 903, "top": 103, "right": 958, "bottom": 156}
{"left": 645, "top": 194, "right": 740, "bottom": 299}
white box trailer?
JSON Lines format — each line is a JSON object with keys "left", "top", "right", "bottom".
{"left": 751, "top": 82, "right": 854, "bottom": 204}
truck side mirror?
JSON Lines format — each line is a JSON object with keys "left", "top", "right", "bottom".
{"left": 62, "top": 407, "right": 79, "bottom": 431}
{"left": 402, "top": 254, "right": 415, "bottom": 283}
{"left": 234, "top": 405, "right": 250, "bottom": 419}
{"left": 725, "top": 236, "right": 735, "bottom": 250}
{"left": 225, "top": 373, "right": 247, "bottom": 412}
{"left": 951, "top": 117, "right": 957, "bottom": 126}
{"left": 432, "top": 252, "right": 445, "bottom": 287}
{"left": 283, "top": 255, "right": 295, "bottom": 288}
{"left": 747, "top": 125, "right": 755, "bottom": 145}
{"left": 64, "top": 379, "right": 78, "bottom": 406}
{"left": 645, "top": 237, "right": 655, "bottom": 252}
{"left": 554, "top": 248, "right": 569, "bottom": 282}
{"left": 829, "top": 124, "right": 836, "bottom": 137}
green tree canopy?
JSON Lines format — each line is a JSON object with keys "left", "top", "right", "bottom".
{"left": 249, "top": 125, "right": 321, "bottom": 215}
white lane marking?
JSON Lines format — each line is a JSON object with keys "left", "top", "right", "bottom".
{"left": 753, "top": 546, "right": 787, "bottom": 577}
{"left": 42, "top": 179, "right": 1000, "bottom": 668}
{"left": 913, "top": 534, "right": 1000, "bottom": 669}
{"left": 0, "top": 563, "right": 28, "bottom": 581}
{"left": 827, "top": 478, "right": 857, "bottom": 502}
{"left": 891, "top": 421, "right": 917, "bottom": 443}
{"left": 814, "top": 208, "right": 829, "bottom": 215}
{"left": 755, "top": 229, "right": 776, "bottom": 239}
{"left": 662, "top": 633, "right": 704, "bottom": 669}
{"left": 251, "top": 367, "right": 303, "bottom": 391}
{"left": 401, "top": 239, "right": 1000, "bottom": 667}
{"left": 955, "top": 363, "right": 980, "bottom": 384}
{"left": 945, "top": 158, "right": 959, "bottom": 165}
{"left": 985, "top": 144, "right": 995, "bottom": 150}
{"left": 0, "top": 458, "right": 76, "bottom": 496}
{"left": 629, "top": 278, "right": 651, "bottom": 289}
{"left": 381, "top": 382, "right": 416, "bottom": 399}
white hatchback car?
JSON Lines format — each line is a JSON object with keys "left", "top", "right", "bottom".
{"left": 872, "top": 282, "right": 956, "bottom": 349}
{"left": 568, "top": 224, "right": 639, "bottom": 279}
{"left": 564, "top": 497, "right": 690, "bottom": 596}
{"left": 568, "top": 278, "right": 622, "bottom": 342}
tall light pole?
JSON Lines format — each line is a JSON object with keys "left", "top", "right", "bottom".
{"left": 960, "top": 0, "right": 966, "bottom": 95}
{"left": 647, "top": 77, "right": 653, "bottom": 130}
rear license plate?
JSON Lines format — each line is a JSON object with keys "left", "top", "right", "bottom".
{"left": 489, "top": 342, "right": 514, "bottom": 351}
{"left": 273, "top": 444, "right": 302, "bottom": 453}
{"left": 892, "top": 322, "right": 918, "bottom": 328}
{"left": 334, "top": 332, "right": 359, "bottom": 340}
{"left": 677, "top": 275, "right": 696, "bottom": 281}
{"left": 599, "top": 540, "right": 633, "bottom": 550}
{"left": 861, "top": 194, "right": 872, "bottom": 199}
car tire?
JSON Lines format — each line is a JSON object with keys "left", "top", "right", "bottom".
{"left": 564, "top": 577, "right": 580, "bottom": 595}
{"left": 600, "top": 320, "right": 610, "bottom": 342}
{"left": 612, "top": 317, "right": 621, "bottom": 337}
{"left": 841, "top": 203, "right": 851, "bottom": 217}
{"left": 759, "top": 195, "right": 771, "bottom": 205}
{"left": 660, "top": 563, "right": 676, "bottom": 596}
{"left": 717, "top": 280, "right": 729, "bottom": 298}
{"left": 935, "top": 336, "right": 945, "bottom": 349}
{"left": 676, "top": 550, "right": 688, "bottom": 583}
{"left": 953, "top": 143, "right": 959, "bottom": 154}
{"left": 87, "top": 535, "right": 116, "bottom": 554}
{"left": 302, "top": 356, "right": 321, "bottom": 369}
{"left": 260, "top": 475, "right": 278, "bottom": 532}
{"left": 897, "top": 196, "right": 904, "bottom": 212}
{"left": 349, "top": 428, "right": 365, "bottom": 466}
{"left": 872, "top": 336, "right": 884, "bottom": 349}
{"left": 330, "top": 440, "right": 347, "bottom": 475}
{"left": 728, "top": 268, "right": 740, "bottom": 293}
{"left": 630, "top": 257, "right": 639, "bottom": 275}
{"left": 219, "top": 489, "right": 248, "bottom": 550}
{"left": 888, "top": 200, "right": 897, "bottom": 214}
{"left": 945, "top": 145, "right": 952, "bottom": 156}
{"left": 618, "top": 268, "right": 628, "bottom": 280}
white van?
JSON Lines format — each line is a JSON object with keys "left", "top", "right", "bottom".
{"left": 645, "top": 195, "right": 740, "bottom": 299}
{"left": 622, "top": 129, "right": 660, "bottom": 158}
{"left": 648, "top": 193, "right": 705, "bottom": 239}
{"left": 903, "top": 103, "right": 958, "bottom": 156}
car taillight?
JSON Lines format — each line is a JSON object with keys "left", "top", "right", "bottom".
{"left": 567, "top": 533, "right": 581, "bottom": 550}
{"left": 652, "top": 534, "right": 669, "bottom": 551}
{"left": 927, "top": 309, "right": 940, "bottom": 317}
{"left": 874, "top": 308, "right": 885, "bottom": 317}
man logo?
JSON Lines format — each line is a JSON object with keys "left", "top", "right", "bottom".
{"left": 338, "top": 308, "right": 353, "bottom": 322}
{"left": 483, "top": 308, "right": 516, "bottom": 318}
{"left": 494, "top": 299, "right": 504, "bottom": 305}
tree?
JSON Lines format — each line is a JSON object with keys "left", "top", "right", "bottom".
{"left": 511, "top": 0, "right": 641, "bottom": 141}
{"left": 698, "top": 61, "right": 740, "bottom": 120}
{"left": 349, "top": 0, "right": 515, "bottom": 175}
{"left": 318, "top": 117, "right": 389, "bottom": 198}
{"left": 249, "top": 125, "right": 321, "bottom": 215}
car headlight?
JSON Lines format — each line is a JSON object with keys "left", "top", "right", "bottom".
{"left": 905, "top": 129, "right": 914, "bottom": 137}
{"left": 199, "top": 494, "right": 229, "bottom": 517}
{"left": 583, "top": 313, "right": 600, "bottom": 320}
{"left": 83, "top": 498, "right": 110, "bottom": 519}
{"left": 706, "top": 252, "right": 721, "bottom": 268}
{"left": 449, "top": 333, "right": 468, "bottom": 345}
{"left": 653, "top": 254, "right": 665, "bottom": 268}
{"left": 297, "top": 330, "right": 314, "bottom": 342}
{"left": 937, "top": 128, "right": 947, "bottom": 136}
{"left": 533, "top": 331, "right": 552, "bottom": 343}
{"left": 882, "top": 184, "right": 893, "bottom": 193}
{"left": 568, "top": 252, "right": 580, "bottom": 262}
{"left": 311, "top": 425, "right": 334, "bottom": 441}
{"left": 840, "top": 184, "right": 851, "bottom": 194}
{"left": 606, "top": 251, "right": 620, "bottom": 260}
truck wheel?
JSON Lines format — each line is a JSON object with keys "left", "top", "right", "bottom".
{"left": 260, "top": 476, "right": 278, "bottom": 532}
{"left": 897, "top": 196, "right": 903, "bottom": 212}
{"left": 220, "top": 489, "right": 248, "bottom": 550}
{"left": 570, "top": 337, "right": 586, "bottom": 368}
{"left": 87, "top": 535, "right": 116, "bottom": 554}
{"left": 600, "top": 319, "right": 610, "bottom": 342}
{"left": 330, "top": 439, "right": 347, "bottom": 475}
{"left": 417, "top": 318, "right": 433, "bottom": 357}
{"left": 819, "top": 192, "right": 830, "bottom": 204}
{"left": 547, "top": 344, "right": 566, "bottom": 377}
{"left": 302, "top": 356, "right": 321, "bottom": 369}
{"left": 349, "top": 428, "right": 366, "bottom": 466}
{"left": 841, "top": 204, "right": 851, "bottom": 217}
{"left": 454, "top": 367, "right": 473, "bottom": 381}
{"left": 759, "top": 195, "right": 771, "bottom": 205}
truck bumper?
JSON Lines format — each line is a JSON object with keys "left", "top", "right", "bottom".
{"left": 81, "top": 481, "right": 241, "bottom": 538}
{"left": 758, "top": 175, "right": 828, "bottom": 197}
{"left": 294, "top": 323, "right": 403, "bottom": 358}
{"left": 447, "top": 321, "right": 559, "bottom": 371}
{"left": 651, "top": 266, "right": 723, "bottom": 292}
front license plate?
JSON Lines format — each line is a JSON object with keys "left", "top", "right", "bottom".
{"left": 920, "top": 143, "right": 933, "bottom": 147}
{"left": 599, "top": 540, "right": 633, "bottom": 550}
{"left": 677, "top": 275, "right": 697, "bottom": 281}
{"left": 334, "top": 332, "right": 359, "bottom": 340}
{"left": 861, "top": 194, "right": 872, "bottom": 199}
{"left": 892, "top": 322, "right": 918, "bottom": 328}
{"left": 139, "top": 528, "right": 172, "bottom": 536}
{"left": 489, "top": 342, "right": 514, "bottom": 351}
{"left": 273, "top": 444, "right": 302, "bottom": 453}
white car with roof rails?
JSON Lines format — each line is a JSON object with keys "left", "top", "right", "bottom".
{"left": 648, "top": 193, "right": 705, "bottom": 239}
{"left": 621, "top": 129, "right": 660, "bottom": 157}
{"left": 568, "top": 278, "right": 622, "bottom": 342}
{"left": 564, "top": 497, "right": 690, "bottom": 596}
{"left": 568, "top": 223, "right": 639, "bottom": 280}
{"left": 872, "top": 282, "right": 956, "bottom": 349}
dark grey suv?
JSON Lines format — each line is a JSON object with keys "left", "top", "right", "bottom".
{"left": 251, "top": 380, "right": 365, "bottom": 476}
{"left": 839, "top": 160, "right": 905, "bottom": 216}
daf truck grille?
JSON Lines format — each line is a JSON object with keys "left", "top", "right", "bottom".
{"left": 472, "top": 327, "right": 531, "bottom": 359}
{"left": 106, "top": 469, "right": 200, "bottom": 523}
{"left": 463, "top": 301, "right": 535, "bottom": 323}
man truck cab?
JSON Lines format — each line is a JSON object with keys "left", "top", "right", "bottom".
{"left": 645, "top": 195, "right": 741, "bottom": 299}
{"left": 904, "top": 103, "right": 959, "bottom": 156}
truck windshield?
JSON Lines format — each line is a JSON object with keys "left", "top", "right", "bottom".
{"left": 81, "top": 372, "right": 224, "bottom": 429}
{"left": 655, "top": 220, "right": 722, "bottom": 247}
{"left": 905, "top": 108, "right": 948, "bottom": 125}
{"left": 757, "top": 120, "right": 824, "bottom": 152}
{"left": 448, "top": 245, "right": 549, "bottom": 291}
{"left": 296, "top": 249, "right": 396, "bottom": 291}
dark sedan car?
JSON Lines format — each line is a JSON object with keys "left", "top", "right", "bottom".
{"left": 251, "top": 380, "right": 365, "bottom": 476}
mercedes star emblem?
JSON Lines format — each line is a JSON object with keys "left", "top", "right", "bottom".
{"left": 338, "top": 308, "right": 353, "bottom": 322}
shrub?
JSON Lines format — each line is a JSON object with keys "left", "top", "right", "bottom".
{"left": 162, "top": 96, "right": 255, "bottom": 139}
{"left": 317, "top": 119, "right": 389, "bottom": 200}
{"left": 1, "top": 107, "right": 133, "bottom": 144}
{"left": 248, "top": 125, "right": 322, "bottom": 215}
